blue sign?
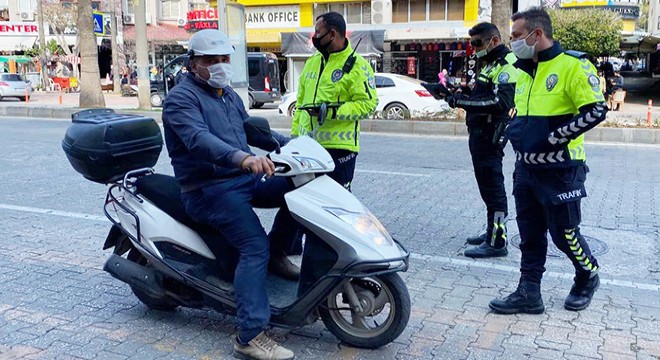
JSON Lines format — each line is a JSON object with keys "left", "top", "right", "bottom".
{"left": 93, "top": 12, "right": 105, "bottom": 35}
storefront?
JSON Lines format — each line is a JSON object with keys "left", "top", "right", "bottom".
{"left": 0, "top": 22, "right": 38, "bottom": 54}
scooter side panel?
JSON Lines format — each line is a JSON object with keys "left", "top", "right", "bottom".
{"left": 285, "top": 176, "right": 404, "bottom": 264}
{"left": 120, "top": 195, "right": 216, "bottom": 260}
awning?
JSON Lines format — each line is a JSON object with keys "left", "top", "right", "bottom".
{"left": 281, "top": 30, "right": 384, "bottom": 57}
{"left": 123, "top": 23, "right": 191, "bottom": 43}
{"left": 0, "top": 36, "right": 37, "bottom": 51}
{"left": 620, "top": 31, "right": 660, "bottom": 53}
{"left": 0, "top": 55, "right": 33, "bottom": 63}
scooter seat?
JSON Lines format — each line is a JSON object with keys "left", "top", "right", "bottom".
{"left": 134, "top": 173, "right": 201, "bottom": 230}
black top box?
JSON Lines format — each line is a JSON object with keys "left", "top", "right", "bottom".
{"left": 62, "top": 109, "right": 163, "bottom": 184}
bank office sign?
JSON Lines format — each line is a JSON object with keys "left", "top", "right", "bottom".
{"left": 245, "top": 5, "right": 300, "bottom": 29}
{"left": 560, "top": 0, "right": 641, "bottom": 20}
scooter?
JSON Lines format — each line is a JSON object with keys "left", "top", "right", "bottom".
{"left": 84, "top": 109, "right": 411, "bottom": 349}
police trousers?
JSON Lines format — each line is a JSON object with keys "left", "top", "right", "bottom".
{"left": 513, "top": 163, "right": 600, "bottom": 285}
{"left": 468, "top": 126, "right": 508, "bottom": 247}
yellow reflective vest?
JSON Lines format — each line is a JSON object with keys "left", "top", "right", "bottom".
{"left": 506, "top": 42, "right": 606, "bottom": 168}
{"left": 291, "top": 42, "right": 378, "bottom": 152}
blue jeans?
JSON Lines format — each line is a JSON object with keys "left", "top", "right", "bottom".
{"left": 181, "top": 174, "right": 298, "bottom": 337}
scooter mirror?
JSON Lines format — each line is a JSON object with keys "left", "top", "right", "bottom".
{"left": 318, "top": 103, "right": 328, "bottom": 127}
{"left": 244, "top": 116, "right": 279, "bottom": 152}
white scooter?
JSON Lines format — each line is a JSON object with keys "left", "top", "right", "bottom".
{"left": 67, "top": 108, "right": 411, "bottom": 349}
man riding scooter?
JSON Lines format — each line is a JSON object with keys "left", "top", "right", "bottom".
{"left": 162, "top": 29, "right": 298, "bottom": 360}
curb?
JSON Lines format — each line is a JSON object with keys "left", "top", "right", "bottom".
{"left": 2, "top": 105, "right": 659, "bottom": 144}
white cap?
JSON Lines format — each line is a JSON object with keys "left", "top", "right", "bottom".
{"left": 188, "top": 29, "right": 235, "bottom": 56}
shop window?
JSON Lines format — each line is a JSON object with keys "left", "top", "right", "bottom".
{"left": 447, "top": 0, "right": 464, "bottom": 20}
{"left": 429, "top": 0, "right": 446, "bottom": 21}
{"left": 313, "top": 2, "right": 371, "bottom": 24}
{"left": 393, "top": 0, "right": 464, "bottom": 22}
{"left": 160, "top": 0, "right": 181, "bottom": 19}
{"left": 0, "top": 0, "right": 9, "bottom": 21}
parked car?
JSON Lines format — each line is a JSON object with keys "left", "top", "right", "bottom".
{"left": 278, "top": 73, "right": 449, "bottom": 119}
{"left": 150, "top": 52, "right": 281, "bottom": 108}
{"left": 0, "top": 73, "right": 31, "bottom": 102}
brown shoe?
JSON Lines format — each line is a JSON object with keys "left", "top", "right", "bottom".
{"left": 233, "top": 331, "right": 294, "bottom": 360}
{"left": 268, "top": 252, "right": 300, "bottom": 280}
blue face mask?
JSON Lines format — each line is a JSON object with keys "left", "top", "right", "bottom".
{"left": 475, "top": 37, "right": 494, "bottom": 59}
{"left": 511, "top": 31, "right": 537, "bottom": 59}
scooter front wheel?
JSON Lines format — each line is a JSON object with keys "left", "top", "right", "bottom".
{"left": 127, "top": 249, "right": 179, "bottom": 312}
{"left": 319, "top": 273, "right": 410, "bottom": 349}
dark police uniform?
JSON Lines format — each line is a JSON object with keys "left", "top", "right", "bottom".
{"left": 451, "top": 45, "right": 518, "bottom": 253}
{"left": 506, "top": 42, "right": 607, "bottom": 286}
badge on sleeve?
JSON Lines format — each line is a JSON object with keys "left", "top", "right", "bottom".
{"left": 588, "top": 74, "right": 600, "bottom": 91}
{"left": 498, "top": 72, "right": 510, "bottom": 84}
{"left": 331, "top": 69, "right": 344, "bottom": 83}
{"left": 546, "top": 74, "right": 559, "bottom": 92}
{"left": 368, "top": 76, "right": 376, "bottom": 89}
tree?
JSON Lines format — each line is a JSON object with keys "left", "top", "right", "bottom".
{"left": 638, "top": 0, "right": 649, "bottom": 32}
{"left": 78, "top": 0, "right": 106, "bottom": 108}
{"left": 41, "top": 1, "right": 78, "bottom": 57}
{"left": 548, "top": 8, "right": 622, "bottom": 57}
{"left": 491, "top": 0, "right": 511, "bottom": 44}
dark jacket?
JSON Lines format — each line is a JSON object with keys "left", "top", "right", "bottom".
{"left": 162, "top": 73, "right": 287, "bottom": 189}
{"left": 455, "top": 45, "right": 519, "bottom": 129}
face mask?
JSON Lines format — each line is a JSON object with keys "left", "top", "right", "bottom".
{"left": 511, "top": 31, "right": 537, "bottom": 59}
{"left": 475, "top": 37, "right": 494, "bottom": 59}
{"left": 312, "top": 31, "right": 332, "bottom": 53}
{"left": 199, "top": 62, "right": 232, "bottom": 88}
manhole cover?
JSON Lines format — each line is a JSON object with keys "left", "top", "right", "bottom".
{"left": 510, "top": 234, "right": 609, "bottom": 258}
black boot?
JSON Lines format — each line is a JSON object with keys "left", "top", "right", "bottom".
{"left": 564, "top": 273, "right": 599, "bottom": 311}
{"left": 489, "top": 282, "right": 545, "bottom": 314}
{"left": 466, "top": 233, "right": 487, "bottom": 245}
{"left": 464, "top": 242, "right": 508, "bottom": 258}
{"left": 268, "top": 252, "right": 300, "bottom": 280}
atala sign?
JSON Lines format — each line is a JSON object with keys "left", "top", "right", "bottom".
{"left": 245, "top": 6, "right": 300, "bottom": 29}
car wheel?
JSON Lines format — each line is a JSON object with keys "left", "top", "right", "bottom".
{"left": 253, "top": 102, "right": 264, "bottom": 109}
{"left": 22, "top": 96, "right": 29, "bottom": 102}
{"left": 248, "top": 95, "right": 255, "bottom": 109}
{"left": 150, "top": 92, "right": 163, "bottom": 107}
{"left": 287, "top": 103, "right": 296, "bottom": 117}
{"left": 0, "top": 96, "right": 4, "bottom": 101}
{"left": 384, "top": 103, "right": 409, "bottom": 120}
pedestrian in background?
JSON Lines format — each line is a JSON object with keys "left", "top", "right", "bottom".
{"left": 490, "top": 7, "right": 607, "bottom": 314}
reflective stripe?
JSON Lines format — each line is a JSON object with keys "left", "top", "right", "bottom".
{"left": 515, "top": 151, "right": 565, "bottom": 164}
{"left": 564, "top": 228, "right": 598, "bottom": 273}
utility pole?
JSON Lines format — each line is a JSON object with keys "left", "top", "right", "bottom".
{"left": 36, "top": 0, "right": 48, "bottom": 90}
{"left": 110, "top": 0, "right": 121, "bottom": 93}
{"left": 134, "top": 0, "right": 150, "bottom": 109}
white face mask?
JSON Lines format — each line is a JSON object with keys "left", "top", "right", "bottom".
{"left": 201, "top": 62, "right": 232, "bottom": 88}
{"left": 511, "top": 31, "right": 537, "bottom": 59}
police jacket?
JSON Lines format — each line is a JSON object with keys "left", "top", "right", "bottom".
{"left": 162, "top": 73, "right": 288, "bottom": 189}
{"left": 506, "top": 42, "right": 608, "bottom": 168}
{"left": 291, "top": 40, "right": 378, "bottom": 152}
{"left": 454, "top": 45, "right": 519, "bottom": 128}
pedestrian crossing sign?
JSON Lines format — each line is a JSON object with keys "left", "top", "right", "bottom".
{"left": 93, "top": 12, "right": 105, "bottom": 36}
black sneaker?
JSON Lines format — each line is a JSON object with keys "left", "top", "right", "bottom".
{"left": 464, "top": 242, "right": 508, "bottom": 258}
{"left": 466, "top": 233, "right": 487, "bottom": 245}
{"left": 489, "top": 283, "right": 545, "bottom": 314}
{"left": 564, "top": 274, "right": 600, "bottom": 311}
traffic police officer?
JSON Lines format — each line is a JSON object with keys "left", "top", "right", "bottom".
{"left": 489, "top": 7, "right": 607, "bottom": 314}
{"left": 445, "top": 22, "right": 518, "bottom": 258}
{"left": 291, "top": 11, "right": 378, "bottom": 191}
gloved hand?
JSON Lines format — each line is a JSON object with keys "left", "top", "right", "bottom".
{"left": 446, "top": 93, "right": 465, "bottom": 109}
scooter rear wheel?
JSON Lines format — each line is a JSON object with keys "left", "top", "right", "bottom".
{"left": 127, "top": 249, "right": 179, "bottom": 312}
{"left": 319, "top": 273, "right": 410, "bottom": 349}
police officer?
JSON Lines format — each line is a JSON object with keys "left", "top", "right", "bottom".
{"left": 489, "top": 7, "right": 607, "bottom": 314}
{"left": 291, "top": 12, "right": 378, "bottom": 191}
{"left": 444, "top": 22, "right": 518, "bottom": 258}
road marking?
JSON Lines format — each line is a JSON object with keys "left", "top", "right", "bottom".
{"left": 0, "top": 203, "right": 106, "bottom": 221}
{"left": 356, "top": 169, "right": 431, "bottom": 177}
{"left": 2, "top": 203, "right": 659, "bottom": 292}
{"left": 410, "top": 253, "right": 660, "bottom": 292}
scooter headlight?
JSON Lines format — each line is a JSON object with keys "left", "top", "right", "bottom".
{"left": 293, "top": 156, "right": 327, "bottom": 171}
{"left": 323, "top": 207, "right": 394, "bottom": 246}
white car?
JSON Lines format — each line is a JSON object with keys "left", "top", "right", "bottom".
{"left": 0, "top": 73, "right": 31, "bottom": 102}
{"left": 278, "top": 73, "right": 449, "bottom": 120}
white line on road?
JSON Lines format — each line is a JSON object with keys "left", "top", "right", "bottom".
{"left": 2, "top": 203, "right": 659, "bottom": 292}
{"left": 356, "top": 169, "right": 431, "bottom": 177}
{"left": 0, "top": 203, "right": 106, "bottom": 222}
